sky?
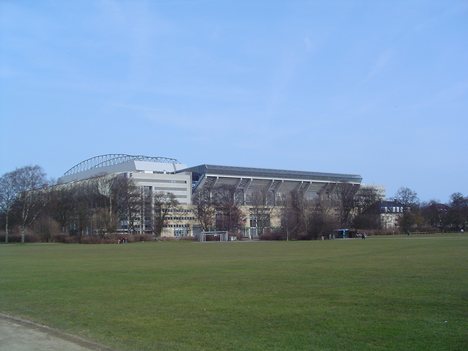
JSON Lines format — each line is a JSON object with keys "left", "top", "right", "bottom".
{"left": 1, "top": 0, "right": 467, "bottom": 203}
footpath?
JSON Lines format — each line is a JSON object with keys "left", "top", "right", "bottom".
{"left": 0, "top": 314, "right": 114, "bottom": 351}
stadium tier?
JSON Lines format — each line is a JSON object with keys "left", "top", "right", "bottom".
{"left": 180, "top": 164, "right": 362, "bottom": 205}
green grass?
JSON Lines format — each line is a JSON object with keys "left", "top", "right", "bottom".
{"left": 1, "top": 235, "right": 467, "bottom": 350}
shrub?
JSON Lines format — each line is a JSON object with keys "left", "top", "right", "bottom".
{"left": 178, "top": 235, "right": 196, "bottom": 241}
{"left": 260, "top": 231, "right": 286, "bottom": 240}
{"left": 34, "top": 216, "right": 61, "bottom": 242}
{"left": 127, "top": 234, "right": 154, "bottom": 242}
{"left": 0, "top": 233, "right": 40, "bottom": 243}
{"left": 52, "top": 233, "right": 79, "bottom": 243}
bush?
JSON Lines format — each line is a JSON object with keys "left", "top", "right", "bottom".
{"left": 156, "top": 236, "right": 177, "bottom": 241}
{"left": 129, "top": 234, "right": 154, "bottom": 242}
{"left": 52, "top": 233, "right": 79, "bottom": 243}
{"left": 2, "top": 231, "right": 160, "bottom": 244}
{"left": 79, "top": 236, "right": 108, "bottom": 244}
{"left": 0, "top": 233, "right": 40, "bottom": 243}
{"left": 178, "top": 235, "right": 196, "bottom": 241}
{"left": 34, "top": 216, "right": 61, "bottom": 242}
{"left": 260, "top": 231, "right": 286, "bottom": 240}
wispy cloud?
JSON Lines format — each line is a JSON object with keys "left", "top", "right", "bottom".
{"left": 113, "top": 103, "right": 257, "bottom": 139}
{"left": 264, "top": 35, "right": 318, "bottom": 117}
{"left": 303, "top": 36, "right": 313, "bottom": 53}
{"left": 405, "top": 80, "right": 468, "bottom": 111}
{"left": 413, "top": 2, "right": 468, "bottom": 33}
{"left": 113, "top": 103, "right": 203, "bottom": 129}
{"left": 0, "top": 65, "right": 18, "bottom": 78}
{"left": 364, "top": 49, "right": 394, "bottom": 82}
{"left": 114, "top": 102, "right": 302, "bottom": 149}
{"left": 434, "top": 81, "right": 468, "bottom": 103}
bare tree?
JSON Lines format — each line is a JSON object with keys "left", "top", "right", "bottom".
{"left": 281, "top": 190, "right": 310, "bottom": 240}
{"left": 33, "top": 214, "right": 60, "bottom": 242}
{"left": 249, "top": 189, "right": 273, "bottom": 236}
{"left": 97, "top": 175, "right": 117, "bottom": 233}
{"left": 0, "top": 171, "right": 17, "bottom": 243}
{"left": 394, "top": 187, "right": 419, "bottom": 209}
{"left": 330, "top": 182, "right": 359, "bottom": 228}
{"left": 192, "top": 188, "right": 216, "bottom": 231}
{"left": 420, "top": 200, "right": 449, "bottom": 231}
{"left": 446, "top": 193, "right": 468, "bottom": 231}
{"left": 352, "top": 186, "right": 382, "bottom": 229}
{"left": 10, "top": 166, "right": 48, "bottom": 243}
{"left": 112, "top": 175, "right": 140, "bottom": 233}
{"left": 68, "top": 180, "right": 101, "bottom": 239}
{"left": 307, "top": 201, "right": 339, "bottom": 240}
{"left": 46, "top": 187, "right": 74, "bottom": 232}
{"left": 281, "top": 189, "right": 341, "bottom": 240}
{"left": 152, "top": 192, "right": 180, "bottom": 237}
{"left": 393, "top": 187, "right": 421, "bottom": 233}
{"left": 213, "top": 185, "right": 244, "bottom": 234}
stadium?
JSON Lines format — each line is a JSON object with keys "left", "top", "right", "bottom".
{"left": 58, "top": 154, "right": 363, "bottom": 237}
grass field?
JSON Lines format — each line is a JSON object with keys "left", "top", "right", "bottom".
{"left": 1, "top": 235, "right": 467, "bottom": 351}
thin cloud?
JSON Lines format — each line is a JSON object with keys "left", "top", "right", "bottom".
{"left": 405, "top": 80, "right": 468, "bottom": 111}
{"left": 413, "top": 2, "right": 468, "bottom": 33}
{"left": 114, "top": 103, "right": 252, "bottom": 135}
{"left": 304, "top": 36, "right": 313, "bottom": 52}
{"left": 364, "top": 49, "right": 394, "bottom": 82}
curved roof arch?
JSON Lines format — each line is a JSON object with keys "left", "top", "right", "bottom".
{"left": 64, "top": 154, "right": 181, "bottom": 176}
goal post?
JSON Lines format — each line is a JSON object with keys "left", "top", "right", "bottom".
{"left": 199, "top": 231, "right": 229, "bottom": 242}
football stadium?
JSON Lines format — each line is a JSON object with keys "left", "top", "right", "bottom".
{"left": 57, "top": 154, "right": 362, "bottom": 237}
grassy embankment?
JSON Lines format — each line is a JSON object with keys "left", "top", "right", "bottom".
{"left": 1, "top": 235, "right": 467, "bottom": 351}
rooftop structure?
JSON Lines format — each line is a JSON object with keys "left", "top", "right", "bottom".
{"left": 58, "top": 154, "right": 186, "bottom": 184}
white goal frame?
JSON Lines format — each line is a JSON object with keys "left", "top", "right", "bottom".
{"left": 199, "top": 231, "right": 229, "bottom": 242}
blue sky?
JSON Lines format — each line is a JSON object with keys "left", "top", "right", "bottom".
{"left": 1, "top": 0, "right": 467, "bottom": 202}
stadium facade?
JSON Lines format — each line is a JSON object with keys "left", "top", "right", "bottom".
{"left": 59, "top": 154, "right": 191, "bottom": 202}
{"left": 58, "top": 154, "right": 363, "bottom": 237}
{"left": 184, "top": 164, "right": 362, "bottom": 206}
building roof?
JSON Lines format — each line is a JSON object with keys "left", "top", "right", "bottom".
{"left": 64, "top": 154, "right": 181, "bottom": 176}
{"left": 179, "top": 164, "right": 362, "bottom": 183}
{"left": 58, "top": 154, "right": 185, "bottom": 184}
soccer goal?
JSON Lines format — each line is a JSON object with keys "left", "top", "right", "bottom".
{"left": 199, "top": 231, "right": 229, "bottom": 242}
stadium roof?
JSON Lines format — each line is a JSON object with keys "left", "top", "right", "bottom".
{"left": 58, "top": 154, "right": 185, "bottom": 184}
{"left": 64, "top": 154, "right": 181, "bottom": 176}
{"left": 179, "top": 164, "right": 362, "bottom": 183}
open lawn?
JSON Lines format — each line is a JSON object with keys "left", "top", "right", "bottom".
{"left": 1, "top": 235, "right": 467, "bottom": 351}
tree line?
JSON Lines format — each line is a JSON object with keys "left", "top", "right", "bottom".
{"left": 0, "top": 165, "right": 179, "bottom": 243}
{"left": 392, "top": 187, "right": 468, "bottom": 234}
{"left": 1, "top": 165, "right": 467, "bottom": 243}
